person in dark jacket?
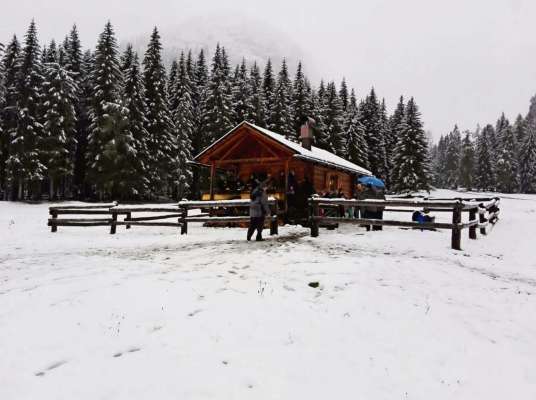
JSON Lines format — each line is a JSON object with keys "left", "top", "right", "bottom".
{"left": 247, "top": 181, "right": 271, "bottom": 241}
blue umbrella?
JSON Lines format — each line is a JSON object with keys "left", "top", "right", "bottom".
{"left": 358, "top": 176, "right": 385, "bottom": 189}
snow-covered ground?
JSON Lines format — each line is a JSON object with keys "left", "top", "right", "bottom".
{"left": 1, "top": 190, "right": 535, "bottom": 400}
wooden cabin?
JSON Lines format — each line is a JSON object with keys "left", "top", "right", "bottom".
{"left": 193, "top": 121, "right": 371, "bottom": 213}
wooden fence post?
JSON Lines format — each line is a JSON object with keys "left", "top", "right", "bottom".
{"left": 270, "top": 201, "right": 278, "bottom": 235}
{"left": 479, "top": 204, "right": 487, "bottom": 235}
{"left": 110, "top": 211, "right": 117, "bottom": 235}
{"left": 469, "top": 207, "right": 477, "bottom": 240}
{"left": 310, "top": 199, "right": 319, "bottom": 237}
{"left": 50, "top": 210, "right": 58, "bottom": 232}
{"left": 125, "top": 212, "right": 131, "bottom": 230}
{"left": 180, "top": 206, "right": 188, "bottom": 235}
{"left": 451, "top": 202, "right": 462, "bottom": 250}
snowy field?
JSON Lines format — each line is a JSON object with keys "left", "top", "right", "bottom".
{"left": 1, "top": 190, "right": 536, "bottom": 400}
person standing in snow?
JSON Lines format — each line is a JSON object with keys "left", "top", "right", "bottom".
{"left": 247, "top": 181, "right": 271, "bottom": 241}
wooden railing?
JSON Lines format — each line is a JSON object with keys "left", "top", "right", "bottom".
{"left": 177, "top": 198, "right": 279, "bottom": 236}
{"left": 308, "top": 196, "right": 500, "bottom": 250}
{"left": 48, "top": 199, "right": 279, "bottom": 237}
{"left": 48, "top": 202, "right": 120, "bottom": 232}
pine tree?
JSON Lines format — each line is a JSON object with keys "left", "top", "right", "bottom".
{"left": 390, "top": 98, "right": 430, "bottom": 193}
{"left": 459, "top": 131, "right": 475, "bottom": 190}
{"left": 0, "top": 41, "right": 6, "bottom": 196}
{"left": 72, "top": 50, "right": 93, "bottom": 198}
{"left": 323, "top": 81, "right": 345, "bottom": 155}
{"left": 143, "top": 27, "right": 177, "bottom": 195}
{"left": 344, "top": 90, "right": 368, "bottom": 168}
{"left": 292, "top": 61, "right": 311, "bottom": 136}
{"left": 167, "top": 58, "right": 179, "bottom": 111}
{"left": 360, "top": 88, "right": 387, "bottom": 178}
{"left": 232, "top": 58, "right": 251, "bottom": 124}
{"left": 519, "top": 125, "right": 536, "bottom": 193}
{"left": 339, "top": 78, "right": 349, "bottom": 112}
{"left": 7, "top": 21, "right": 46, "bottom": 200}
{"left": 41, "top": 62, "right": 78, "bottom": 198}
{"left": 387, "top": 96, "right": 405, "bottom": 182}
{"left": 379, "top": 98, "right": 391, "bottom": 181}
{"left": 86, "top": 21, "right": 123, "bottom": 198}
{"left": 120, "top": 50, "right": 150, "bottom": 197}
{"left": 200, "top": 44, "right": 233, "bottom": 145}
{"left": 311, "top": 81, "right": 329, "bottom": 148}
{"left": 444, "top": 126, "right": 462, "bottom": 189}
{"left": 262, "top": 59, "right": 275, "bottom": 128}
{"left": 248, "top": 61, "right": 266, "bottom": 126}
{"left": 513, "top": 114, "right": 527, "bottom": 147}
{"left": 495, "top": 118, "right": 519, "bottom": 193}
{"left": 270, "top": 59, "right": 294, "bottom": 138}
{"left": 173, "top": 79, "right": 194, "bottom": 200}
{"left": 475, "top": 125, "right": 496, "bottom": 190}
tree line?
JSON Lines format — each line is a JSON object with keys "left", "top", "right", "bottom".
{"left": 0, "top": 20, "right": 431, "bottom": 201}
{"left": 430, "top": 97, "right": 536, "bottom": 193}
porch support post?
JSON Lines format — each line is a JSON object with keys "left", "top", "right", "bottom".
{"left": 284, "top": 158, "right": 290, "bottom": 213}
{"left": 209, "top": 161, "right": 216, "bottom": 200}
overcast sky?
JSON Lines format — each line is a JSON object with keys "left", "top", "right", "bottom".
{"left": 2, "top": 0, "right": 535, "bottom": 139}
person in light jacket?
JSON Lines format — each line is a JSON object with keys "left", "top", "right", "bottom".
{"left": 247, "top": 181, "right": 271, "bottom": 241}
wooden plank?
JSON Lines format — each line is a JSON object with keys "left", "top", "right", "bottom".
{"left": 128, "top": 213, "right": 183, "bottom": 222}
{"left": 47, "top": 222, "right": 112, "bottom": 227}
{"left": 179, "top": 199, "right": 277, "bottom": 208}
{"left": 48, "top": 218, "right": 112, "bottom": 223}
{"left": 313, "top": 216, "right": 455, "bottom": 230}
{"left": 111, "top": 207, "right": 179, "bottom": 213}
{"left": 51, "top": 209, "right": 113, "bottom": 215}
{"left": 312, "top": 198, "right": 462, "bottom": 209}
{"left": 186, "top": 216, "right": 277, "bottom": 223}
{"left": 49, "top": 203, "right": 117, "bottom": 210}
{"left": 113, "top": 221, "right": 182, "bottom": 227}
{"left": 469, "top": 208, "right": 477, "bottom": 239}
{"left": 217, "top": 157, "right": 280, "bottom": 165}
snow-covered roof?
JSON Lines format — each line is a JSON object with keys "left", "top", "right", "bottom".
{"left": 194, "top": 121, "right": 372, "bottom": 176}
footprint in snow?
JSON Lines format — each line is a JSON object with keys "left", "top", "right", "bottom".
{"left": 188, "top": 309, "right": 203, "bottom": 317}
{"left": 113, "top": 347, "right": 141, "bottom": 358}
{"left": 35, "top": 360, "right": 68, "bottom": 377}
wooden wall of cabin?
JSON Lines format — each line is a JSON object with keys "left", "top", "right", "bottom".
{"left": 311, "top": 165, "right": 354, "bottom": 197}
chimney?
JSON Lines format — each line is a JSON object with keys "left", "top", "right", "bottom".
{"left": 300, "top": 117, "right": 315, "bottom": 150}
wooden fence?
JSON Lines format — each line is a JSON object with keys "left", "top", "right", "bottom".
{"left": 48, "top": 199, "right": 279, "bottom": 237}
{"left": 308, "top": 196, "right": 500, "bottom": 250}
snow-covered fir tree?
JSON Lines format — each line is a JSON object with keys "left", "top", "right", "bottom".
{"left": 495, "top": 118, "right": 519, "bottom": 193}
{"left": 231, "top": 58, "right": 252, "bottom": 125}
{"left": 344, "top": 89, "right": 368, "bottom": 168}
{"left": 339, "top": 78, "right": 349, "bottom": 112}
{"left": 86, "top": 22, "right": 123, "bottom": 198}
{"left": 387, "top": 96, "right": 405, "bottom": 182}
{"left": 310, "top": 80, "right": 329, "bottom": 149}
{"left": 323, "top": 81, "right": 345, "bottom": 155}
{"left": 475, "top": 124, "right": 496, "bottom": 190}
{"left": 518, "top": 125, "right": 536, "bottom": 193}
{"left": 7, "top": 21, "right": 45, "bottom": 200}
{"left": 167, "top": 58, "right": 179, "bottom": 111}
{"left": 459, "top": 131, "right": 475, "bottom": 190}
{"left": 0, "top": 41, "right": 6, "bottom": 196}
{"left": 443, "top": 126, "right": 462, "bottom": 189}
{"left": 248, "top": 61, "right": 266, "bottom": 127}
{"left": 262, "top": 58, "right": 276, "bottom": 129}
{"left": 200, "top": 44, "right": 233, "bottom": 145}
{"left": 119, "top": 49, "right": 150, "bottom": 198}
{"left": 143, "top": 27, "right": 177, "bottom": 195}
{"left": 360, "top": 88, "right": 387, "bottom": 178}
{"left": 390, "top": 98, "right": 430, "bottom": 193}
{"left": 378, "top": 98, "right": 391, "bottom": 181}
{"left": 513, "top": 114, "right": 527, "bottom": 148}
{"left": 292, "top": 62, "right": 311, "bottom": 136}
{"left": 41, "top": 62, "right": 78, "bottom": 198}
{"left": 270, "top": 59, "right": 294, "bottom": 139}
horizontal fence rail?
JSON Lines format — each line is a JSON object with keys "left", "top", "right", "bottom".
{"left": 48, "top": 198, "right": 280, "bottom": 237}
{"left": 308, "top": 196, "right": 500, "bottom": 250}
